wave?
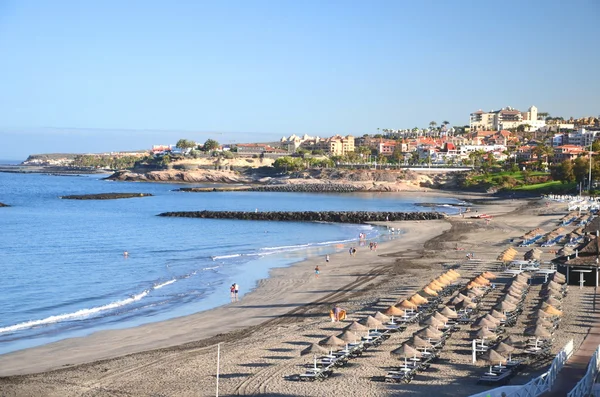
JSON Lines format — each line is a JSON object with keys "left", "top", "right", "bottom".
{"left": 212, "top": 254, "right": 242, "bottom": 260}
{"left": 0, "top": 290, "right": 150, "bottom": 334}
{"left": 0, "top": 278, "right": 179, "bottom": 335}
{"left": 154, "top": 279, "right": 176, "bottom": 289}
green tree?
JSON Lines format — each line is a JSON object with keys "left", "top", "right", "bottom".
{"left": 573, "top": 156, "right": 589, "bottom": 183}
{"left": 176, "top": 139, "right": 196, "bottom": 151}
{"left": 203, "top": 139, "right": 220, "bottom": 152}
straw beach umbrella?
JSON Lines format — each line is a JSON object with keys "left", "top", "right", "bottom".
{"left": 433, "top": 312, "right": 449, "bottom": 324}
{"left": 345, "top": 321, "right": 369, "bottom": 333}
{"left": 495, "top": 342, "right": 516, "bottom": 361}
{"left": 479, "top": 349, "right": 507, "bottom": 374}
{"left": 542, "top": 304, "right": 563, "bottom": 316}
{"left": 319, "top": 335, "right": 346, "bottom": 356}
{"left": 483, "top": 314, "right": 501, "bottom": 325}
{"left": 524, "top": 325, "right": 552, "bottom": 348}
{"left": 301, "top": 343, "right": 330, "bottom": 369}
{"left": 337, "top": 330, "right": 360, "bottom": 351}
{"left": 362, "top": 315, "right": 384, "bottom": 331}
{"left": 491, "top": 310, "right": 507, "bottom": 320}
{"left": 471, "top": 317, "right": 497, "bottom": 329}
{"left": 482, "top": 271, "right": 497, "bottom": 280}
{"left": 374, "top": 312, "right": 390, "bottom": 324}
{"left": 422, "top": 286, "right": 439, "bottom": 297}
{"left": 397, "top": 299, "right": 418, "bottom": 311}
{"left": 495, "top": 301, "right": 517, "bottom": 312}
{"left": 545, "top": 297, "right": 562, "bottom": 307}
{"left": 440, "top": 306, "right": 458, "bottom": 319}
{"left": 423, "top": 316, "right": 444, "bottom": 328}
{"left": 383, "top": 305, "right": 405, "bottom": 323}
{"left": 391, "top": 344, "right": 422, "bottom": 368}
{"left": 416, "top": 326, "right": 443, "bottom": 340}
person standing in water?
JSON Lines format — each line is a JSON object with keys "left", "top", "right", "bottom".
{"left": 233, "top": 283, "right": 239, "bottom": 301}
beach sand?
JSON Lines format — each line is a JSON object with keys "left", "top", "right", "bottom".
{"left": 0, "top": 192, "right": 594, "bottom": 396}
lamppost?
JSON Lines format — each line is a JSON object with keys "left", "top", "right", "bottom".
{"left": 588, "top": 141, "right": 593, "bottom": 194}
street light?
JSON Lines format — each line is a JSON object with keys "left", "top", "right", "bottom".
{"left": 589, "top": 142, "right": 593, "bottom": 194}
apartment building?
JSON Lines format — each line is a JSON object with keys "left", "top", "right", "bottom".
{"left": 470, "top": 105, "right": 545, "bottom": 131}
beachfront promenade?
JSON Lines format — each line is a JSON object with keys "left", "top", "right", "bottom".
{"left": 543, "top": 287, "right": 600, "bottom": 397}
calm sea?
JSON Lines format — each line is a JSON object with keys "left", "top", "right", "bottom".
{"left": 0, "top": 172, "right": 463, "bottom": 354}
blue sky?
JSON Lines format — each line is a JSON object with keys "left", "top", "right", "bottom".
{"left": 0, "top": 0, "right": 599, "bottom": 160}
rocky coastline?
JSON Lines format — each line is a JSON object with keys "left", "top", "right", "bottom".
{"left": 60, "top": 193, "right": 153, "bottom": 200}
{"left": 0, "top": 202, "right": 9, "bottom": 207}
{"left": 157, "top": 210, "right": 446, "bottom": 223}
{"left": 177, "top": 183, "right": 363, "bottom": 193}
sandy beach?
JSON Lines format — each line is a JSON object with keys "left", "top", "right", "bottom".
{"left": 0, "top": 192, "right": 594, "bottom": 397}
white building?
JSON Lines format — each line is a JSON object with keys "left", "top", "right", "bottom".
{"left": 469, "top": 105, "right": 546, "bottom": 131}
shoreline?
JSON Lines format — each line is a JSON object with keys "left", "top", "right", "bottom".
{"left": 0, "top": 218, "right": 452, "bottom": 377}
{"left": 5, "top": 192, "right": 583, "bottom": 397}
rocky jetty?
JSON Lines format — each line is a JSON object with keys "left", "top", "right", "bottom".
{"left": 250, "top": 184, "right": 361, "bottom": 193}
{"left": 157, "top": 210, "right": 445, "bottom": 223}
{"left": 60, "top": 193, "right": 153, "bottom": 200}
{"left": 0, "top": 202, "right": 9, "bottom": 207}
{"left": 177, "top": 184, "right": 362, "bottom": 193}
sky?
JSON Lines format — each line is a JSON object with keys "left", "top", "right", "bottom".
{"left": 0, "top": 0, "right": 599, "bottom": 160}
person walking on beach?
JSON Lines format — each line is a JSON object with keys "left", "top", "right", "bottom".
{"left": 230, "top": 284, "right": 236, "bottom": 301}
{"left": 233, "top": 283, "right": 239, "bottom": 301}
{"left": 315, "top": 265, "right": 320, "bottom": 278}
{"left": 325, "top": 254, "right": 330, "bottom": 263}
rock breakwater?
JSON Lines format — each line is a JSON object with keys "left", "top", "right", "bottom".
{"left": 60, "top": 193, "right": 154, "bottom": 200}
{"left": 157, "top": 210, "right": 445, "bottom": 223}
{"left": 0, "top": 202, "right": 9, "bottom": 207}
{"left": 177, "top": 184, "right": 362, "bottom": 193}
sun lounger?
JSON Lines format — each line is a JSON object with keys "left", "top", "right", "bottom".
{"left": 477, "top": 368, "right": 513, "bottom": 385}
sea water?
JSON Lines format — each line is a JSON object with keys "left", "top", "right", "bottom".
{"left": 0, "top": 172, "right": 461, "bottom": 354}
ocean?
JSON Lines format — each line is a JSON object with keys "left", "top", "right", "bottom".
{"left": 0, "top": 172, "right": 463, "bottom": 354}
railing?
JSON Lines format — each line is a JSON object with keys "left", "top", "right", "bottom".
{"left": 567, "top": 344, "right": 600, "bottom": 397}
{"left": 469, "top": 339, "right": 574, "bottom": 397}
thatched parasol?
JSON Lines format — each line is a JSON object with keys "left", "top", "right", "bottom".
{"left": 416, "top": 326, "right": 444, "bottom": 339}
{"left": 319, "top": 335, "right": 346, "bottom": 348}
{"left": 503, "top": 294, "right": 520, "bottom": 305}
{"left": 433, "top": 312, "right": 449, "bottom": 323}
{"left": 374, "top": 312, "right": 390, "bottom": 324}
{"left": 439, "top": 306, "right": 458, "bottom": 319}
{"left": 474, "top": 327, "right": 496, "bottom": 339}
{"left": 558, "top": 247, "right": 574, "bottom": 256}
{"left": 479, "top": 271, "right": 495, "bottom": 280}
{"left": 345, "top": 321, "right": 369, "bottom": 333}
{"left": 397, "top": 299, "right": 418, "bottom": 310}
{"left": 490, "top": 309, "right": 507, "bottom": 320}
{"left": 301, "top": 343, "right": 329, "bottom": 356}
{"left": 471, "top": 317, "right": 497, "bottom": 329}
{"left": 525, "top": 325, "right": 551, "bottom": 339}
{"left": 455, "top": 299, "right": 477, "bottom": 310}
{"left": 408, "top": 335, "right": 434, "bottom": 349}
{"left": 409, "top": 295, "right": 427, "bottom": 306}
{"left": 479, "top": 349, "right": 507, "bottom": 374}
{"left": 301, "top": 343, "right": 330, "bottom": 369}
{"left": 524, "top": 249, "right": 541, "bottom": 261}
{"left": 422, "top": 286, "right": 439, "bottom": 297}
{"left": 545, "top": 297, "right": 562, "bottom": 307}
{"left": 337, "top": 330, "right": 361, "bottom": 344}
{"left": 495, "top": 301, "right": 517, "bottom": 312}
{"left": 391, "top": 343, "right": 422, "bottom": 367}
{"left": 483, "top": 313, "right": 502, "bottom": 325}
{"left": 474, "top": 276, "right": 491, "bottom": 285}
{"left": 383, "top": 305, "right": 405, "bottom": 317}
{"left": 361, "top": 315, "right": 384, "bottom": 330}
{"left": 542, "top": 304, "right": 563, "bottom": 316}
{"left": 423, "top": 316, "right": 444, "bottom": 328}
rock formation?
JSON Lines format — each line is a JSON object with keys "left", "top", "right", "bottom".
{"left": 158, "top": 210, "right": 445, "bottom": 223}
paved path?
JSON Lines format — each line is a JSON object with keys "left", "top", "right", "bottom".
{"left": 544, "top": 287, "right": 599, "bottom": 396}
